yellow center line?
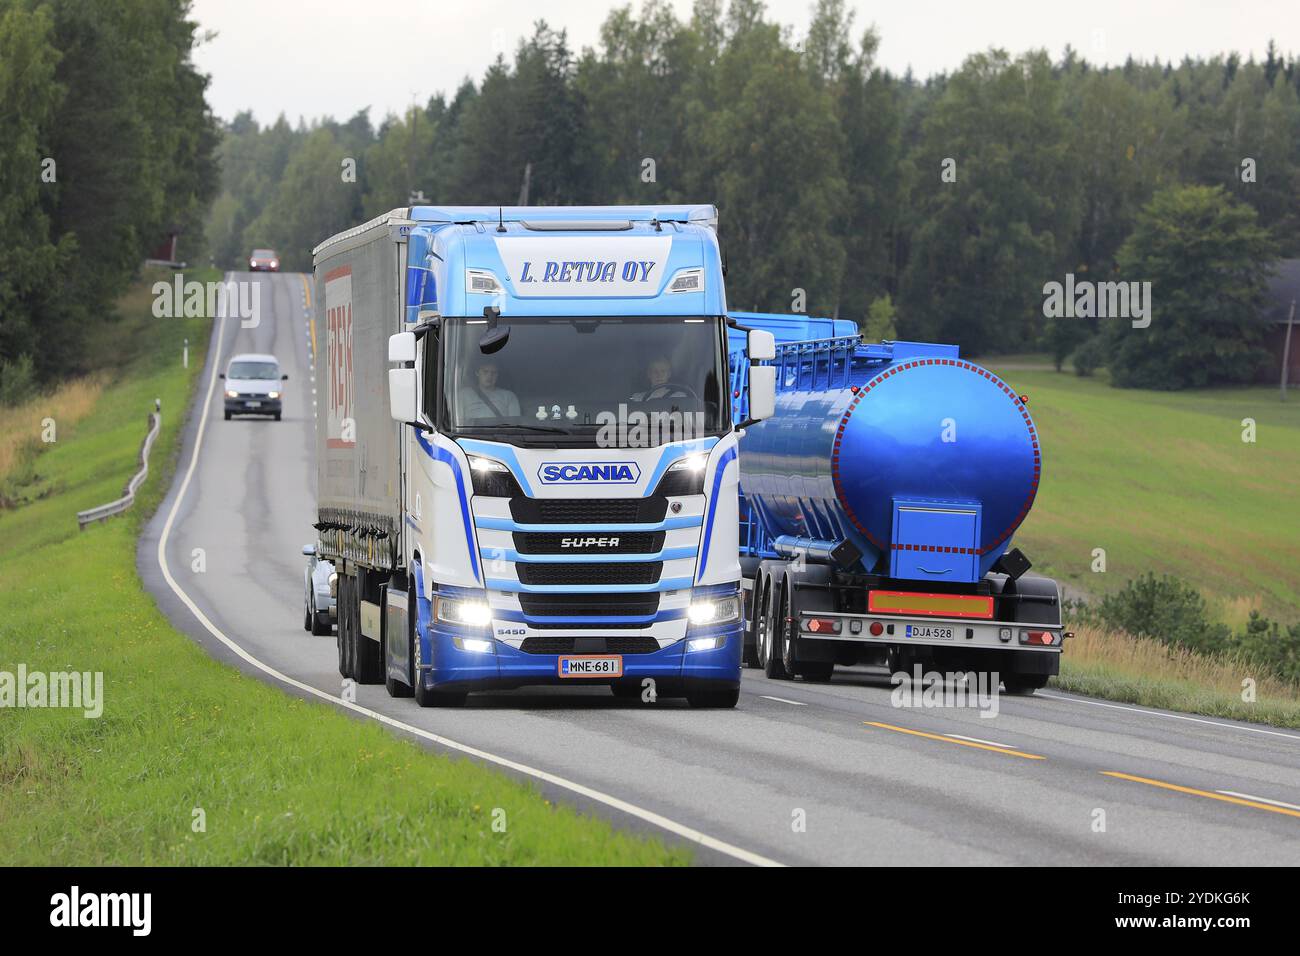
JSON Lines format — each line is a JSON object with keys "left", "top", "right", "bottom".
{"left": 1101, "top": 771, "right": 1300, "bottom": 819}
{"left": 864, "top": 721, "right": 1045, "bottom": 760}
{"left": 299, "top": 273, "right": 316, "bottom": 361}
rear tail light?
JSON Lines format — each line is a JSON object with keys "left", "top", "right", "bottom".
{"left": 1021, "top": 630, "right": 1058, "bottom": 646}
{"left": 804, "top": 617, "right": 840, "bottom": 634}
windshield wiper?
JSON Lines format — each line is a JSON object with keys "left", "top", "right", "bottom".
{"left": 461, "top": 423, "right": 569, "bottom": 435}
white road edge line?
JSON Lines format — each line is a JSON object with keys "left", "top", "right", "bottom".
{"left": 759, "top": 695, "right": 806, "bottom": 706}
{"left": 1036, "top": 692, "right": 1300, "bottom": 742}
{"left": 154, "top": 277, "right": 782, "bottom": 868}
{"left": 946, "top": 733, "right": 1011, "bottom": 748}
{"left": 1216, "top": 790, "right": 1300, "bottom": 811}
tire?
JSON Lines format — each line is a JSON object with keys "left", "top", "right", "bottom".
{"left": 311, "top": 610, "right": 332, "bottom": 636}
{"left": 1002, "top": 672, "right": 1050, "bottom": 696}
{"left": 353, "top": 575, "right": 383, "bottom": 684}
{"left": 799, "top": 662, "right": 834, "bottom": 682}
{"left": 741, "top": 586, "right": 760, "bottom": 668}
{"left": 336, "top": 574, "right": 351, "bottom": 678}
{"left": 384, "top": 584, "right": 414, "bottom": 698}
{"left": 224, "top": 411, "right": 231, "bottom": 421}
{"left": 759, "top": 577, "right": 790, "bottom": 680}
{"left": 686, "top": 686, "right": 740, "bottom": 708}
{"left": 412, "top": 599, "right": 467, "bottom": 708}
{"left": 273, "top": 412, "right": 281, "bottom": 421}
{"left": 303, "top": 601, "right": 312, "bottom": 632}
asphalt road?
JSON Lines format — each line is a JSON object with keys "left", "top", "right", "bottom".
{"left": 139, "top": 270, "right": 1300, "bottom": 866}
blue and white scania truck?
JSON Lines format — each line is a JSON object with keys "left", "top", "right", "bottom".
{"left": 311, "top": 205, "right": 776, "bottom": 708}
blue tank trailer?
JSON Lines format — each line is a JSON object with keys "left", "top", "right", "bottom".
{"left": 726, "top": 313, "right": 1065, "bottom": 694}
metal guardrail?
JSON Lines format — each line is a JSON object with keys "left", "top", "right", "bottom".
{"left": 76, "top": 408, "right": 162, "bottom": 530}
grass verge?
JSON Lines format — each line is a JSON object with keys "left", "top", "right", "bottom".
{"left": 982, "top": 364, "right": 1300, "bottom": 624}
{"left": 1054, "top": 624, "right": 1300, "bottom": 729}
{"left": 0, "top": 271, "right": 686, "bottom": 865}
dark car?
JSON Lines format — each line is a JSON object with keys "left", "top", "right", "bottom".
{"left": 249, "top": 248, "right": 280, "bottom": 272}
{"left": 220, "top": 353, "right": 287, "bottom": 420}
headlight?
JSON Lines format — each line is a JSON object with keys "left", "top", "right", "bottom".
{"left": 467, "top": 455, "right": 522, "bottom": 497}
{"left": 655, "top": 453, "right": 708, "bottom": 496}
{"left": 435, "top": 595, "right": 492, "bottom": 627}
{"left": 453, "top": 637, "right": 495, "bottom": 653}
{"left": 225, "top": 390, "right": 238, "bottom": 398}
{"left": 268, "top": 391, "right": 280, "bottom": 399}
{"left": 270, "top": 259, "right": 279, "bottom": 269}
{"left": 687, "top": 591, "right": 741, "bottom": 626}
{"left": 249, "top": 259, "right": 256, "bottom": 267}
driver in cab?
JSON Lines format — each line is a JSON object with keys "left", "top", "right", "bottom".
{"left": 630, "top": 356, "right": 689, "bottom": 402}
{"left": 459, "top": 360, "right": 520, "bottom": 420}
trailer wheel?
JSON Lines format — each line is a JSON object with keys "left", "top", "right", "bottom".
{"left": 1001, "top": 673, "right": 1049, "bottom": 695}
{"left": 799, "top": 663, "right": 834, "bottom": 682}
{"left": 761, "top": 579, "right": 790, "bottom": 680}
{"left": 336, "top": 575, "right": 352, "bottom": 678}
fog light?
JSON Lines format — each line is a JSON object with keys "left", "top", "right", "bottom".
{"left": 687, "top": 636, "right": 724, "bottom": 652}
{"left": 453, "top": 637, "right": 494, "bottom": 654}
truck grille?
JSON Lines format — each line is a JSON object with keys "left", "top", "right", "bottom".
{"left": 513, "top": 531, "right": 665, "bottom": 555}
{"left": 517, "top": 562, "right": 662, "bottom": 586}
{"left": 518, "top": 591, "right": 660, "bottom": 621}
{"left": 518, "top": 636, "right": 662, "bottom": 655}
{"left": 510, "top": 497, "right": 668, "bottom": 525}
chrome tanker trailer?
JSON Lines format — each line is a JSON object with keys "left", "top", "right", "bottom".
{"left": 727, "top": 313, "right": 1064, "bottom": 694}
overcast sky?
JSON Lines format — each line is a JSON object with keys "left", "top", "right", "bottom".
{"left": 191, "top": 0, "right": 1299, "bottom": 125}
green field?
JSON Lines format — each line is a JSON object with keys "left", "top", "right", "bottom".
{"left": 985, "top": 363, "right": 1300, "bottom": 626}
{"left": 0, "top": 272, "right": 685, "bottom": 865}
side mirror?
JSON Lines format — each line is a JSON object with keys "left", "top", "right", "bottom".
{"left": 301, "top": 544, "right": 316, "bottom": 556}
{"left": 745, "top": 365, "right": 776, "bottom": 424}
{"left": 388, "top": 331, "right": 417, "bottom": 363}
{"left": 282, "top": 373, "right": 289, "bottom": 380}
{"left": 747, "top": 329, "right": 776, "bottom": 362}
{"left": 389, "top": 368, "right": 418, "bottom": 423}
{"left": 218, "top": 373, "right": 225, "bottom": 379}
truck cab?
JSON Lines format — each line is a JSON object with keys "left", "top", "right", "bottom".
{"left": 313, "top": 206, "right": 775, "bottom": 708}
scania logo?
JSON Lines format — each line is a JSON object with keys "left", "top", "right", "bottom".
{"left": 561, "top": 537, "right": 620, "bottom": 548}
{"left": 538, "top": 462, "right": 641, "bottom": 484}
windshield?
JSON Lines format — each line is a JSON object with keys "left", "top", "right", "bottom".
{"left": 439, "top": 316, "right": 729, "bottom": 447}
{"left": 229, "top": 361, "right": 279, "bottom": 380}
{"left": 252, "top": 249, "right": 276, "bottom": 258}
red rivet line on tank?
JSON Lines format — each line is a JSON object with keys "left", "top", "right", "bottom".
{"left": 892, "top": 543, "right": 977, "bottom": 554}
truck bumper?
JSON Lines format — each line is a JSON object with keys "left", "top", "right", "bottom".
{"left": 793, "top": 610, "right": 1062, "bottom": 670}
{"left": 418, "top": 620, "right": 743, "bottom": 693}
